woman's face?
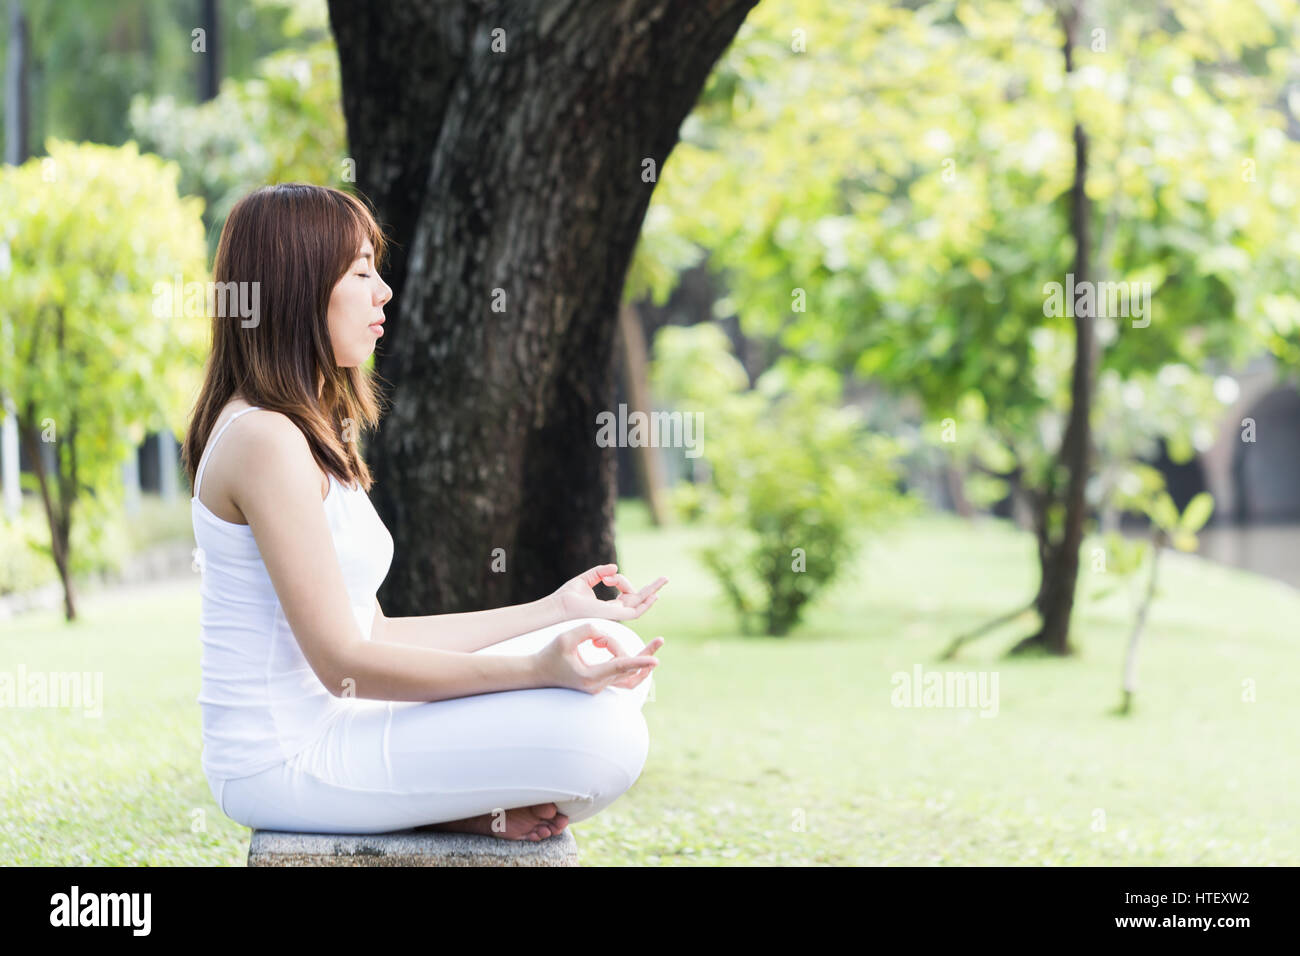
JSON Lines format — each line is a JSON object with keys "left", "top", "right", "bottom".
{"left": 327, "top": 239, "right": 392, "bottom": 367}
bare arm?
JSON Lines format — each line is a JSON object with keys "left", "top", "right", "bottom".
{"left": 232, "top": 413, "right": 543, "bottom": 702}
{"left": 371, "top": 595, "right": 564, "bottom": 653}
{"left": 371, "top": 565, "right": 669, "bottom": 654}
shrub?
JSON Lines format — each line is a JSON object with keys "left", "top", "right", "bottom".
{"left": 651, "top": 324, "right": 913, "bottom": 635}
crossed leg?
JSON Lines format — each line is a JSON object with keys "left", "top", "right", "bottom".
{"left": 217, "top": 618, "right": 656, "bottom": 837}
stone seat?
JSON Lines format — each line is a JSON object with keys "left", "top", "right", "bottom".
{"left": 247, "top": 826, "right": 579, "bottom": 867}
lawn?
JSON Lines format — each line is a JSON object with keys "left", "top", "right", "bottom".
{"left": 2, "top": 504, "right": 1297, "bottom": 865}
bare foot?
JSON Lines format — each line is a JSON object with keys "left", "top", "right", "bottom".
{"left": 425, "top": 802, "right": 570, "bottom": 841}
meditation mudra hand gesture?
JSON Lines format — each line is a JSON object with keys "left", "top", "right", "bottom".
{"left": 537, "top": 564, "right": 668, "bottom": 695}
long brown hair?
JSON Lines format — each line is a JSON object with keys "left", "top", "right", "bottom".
{"left": 182, "top": 183, "right": 389, "bottom": 493}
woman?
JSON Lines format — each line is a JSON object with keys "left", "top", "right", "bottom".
{"left": 183, "top": 182, "right": 666, "bottom": 841}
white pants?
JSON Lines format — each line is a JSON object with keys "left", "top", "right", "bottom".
{"left": 211, "top": 617, "right": 654, "bottom": 834}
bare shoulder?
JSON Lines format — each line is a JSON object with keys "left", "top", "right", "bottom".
{"left": 203, "top": 407, "right": 327, "bottom": 520}
{"left": 230, "top": 407, "right": 310, "bottom": 453}
{"left": 228, "top": 410, "right": 322, "bottom": 485}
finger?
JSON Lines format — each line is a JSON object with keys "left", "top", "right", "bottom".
{"left": 600, "top": 572, "right": 636, "bottom": 595}
{"left": 590, "top": 626, "right": 634, "bottom": 655}
{"left": 591, "top": 635, "right": 631, "bottom": 659}
{"left": 578, "top": 564, "right": 618, "bottom": 588}
{"left": 588, "top": 654, "right": 659, "bottom": 685}
{"left": 624, "top": 579, "right": 667, "bottom": 611}
{"left": 623, "top": 592, "right": 659, "bottom": 617}
{"left": 629, "top": 638, "right": 662, "bottom": 660}
{"left": 582, "top": 629, "right": 634, "bottom": 665}
{"left": 636, "top": 576, "right": 669, "bottom": 600}
{"left": 612, "top": 664, "right": 655, "bottom": 689}
{"left": 560, "top": 621, "right": 604, "bottom": 648}
{"left": 610, "top": 633, "right": 662, "bottom": 658}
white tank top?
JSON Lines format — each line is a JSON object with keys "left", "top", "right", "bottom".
{"left": 191, "top": 405, "right": 395, "bottom": 782}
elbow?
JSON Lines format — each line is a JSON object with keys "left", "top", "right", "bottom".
{"left": 320, "top": 641, "right": 367, "bottom": 698}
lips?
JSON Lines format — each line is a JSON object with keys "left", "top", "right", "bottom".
{"left": 369, "top": 316, "right": 385, "bottom": 336}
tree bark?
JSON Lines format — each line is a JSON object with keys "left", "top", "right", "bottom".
{"left": 2, "top": 1, "right": 30, "bottom": 520}
{"left": 4, "top": 0, "right": 29, "bottom": 164}
{"left": 1011, "top": 0, "right": 1094, "bottom": 657}
{"left": 943, "top": 463, "right": 972, "bottom": 518}
{"left": 18, "top": 415, "right": 76, "bottom": 621}
{"left": 327, "top": 0, "right": 758, "bottom": 614}
{"left": 618, "top": 301, "right": 670, "bottom": 526}
{"left": 198, "top": 0, "right": 220, "bottom": 102}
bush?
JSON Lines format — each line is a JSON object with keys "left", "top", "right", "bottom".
{"left": 652, "top": 324, "right": 914, "bottom": 635}
{"left": 0, "top": 503, "right": 128, "bottom": 597}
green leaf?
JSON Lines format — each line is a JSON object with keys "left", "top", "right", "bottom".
{"left": 1148, "top": 492, "right": 1180, "bottom": 532}
{"left": 1179, "top": 492, "right": 1215, "bottom": 534}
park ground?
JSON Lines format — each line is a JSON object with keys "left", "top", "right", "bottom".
{"left": 2, "top": 503, "right": 1297, "bottom": 865}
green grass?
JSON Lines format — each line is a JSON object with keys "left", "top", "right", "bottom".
{"left": 3, "top": 503, "right": 1298, "bottom": 865}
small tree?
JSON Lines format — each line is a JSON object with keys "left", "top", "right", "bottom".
{"left": 1095, "top": 470, "right": 1215, "bottom": 716}
{"left": 652, "top": 323, "right": 912, "bottom": 636}
{"left": 0, "top": 139, "right": 208, "bottom": 620}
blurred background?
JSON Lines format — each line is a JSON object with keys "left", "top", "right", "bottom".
{"left": 2, "top": 0, "right": 1298, "bottom": 866}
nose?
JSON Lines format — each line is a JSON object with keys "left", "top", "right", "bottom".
{"left": 375, "top": 276, "right": 392, "bottom": 307}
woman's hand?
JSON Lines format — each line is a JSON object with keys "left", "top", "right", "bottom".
{"left": 548, "top": 563, "right": 668, "bottom": 623}
{"left": 533, "top": 622, "right": 664, "bottom": 695}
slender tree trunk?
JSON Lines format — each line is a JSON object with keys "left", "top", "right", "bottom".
{"left": 328, "top": 0, "right": 758, "bottom": 614}
{"left": 1011, "top": 0, "right": 1095, "bottom": 657}
{"left": 17, "top": 417, "right": 76, "bottom": 620}
{"left": 198, "top": 0, "right": 220, "bottom": 102}
{"left": 3, "top": 0, "right": 30, "bottom": 520}
{"left": 4, "top": 0, "right": 28, "bottom": 164}
{"left": 943, "top": 463, "right": 972, "bottom": 518}
{"left": 1120, "top": 532, "right": 1163, "bottom": 715}
{"left": 1006, "top": 465, "right": 1034, "bottom": 532}
{"left": 619, "top": 301, "right": 670, "bottom": 526}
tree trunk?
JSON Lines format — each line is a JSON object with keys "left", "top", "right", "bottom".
{"left": 618, "top": 301, "right": 670, "bottom": 526}
{"left": 328, "top": 0, "right": 758, "bottom": 614}
{"left": 943, "top": 463, "right": 972, "bottom": 518}
{"left": 3, "top": 1, "right": 30, "bottom": 520}
{"left": 1006, "top": 465, "right": 1034, "bottom": 532}
{"left": 18, "top": 417, "right": 77, "bottom": 621}
{"left": 1011, "top": 0, "right": 1095, "bottom": 657}
{"left": 4, "top": 0, "right": 29, "bottom": 165}
{"left": 198, "top": 0, "right": 220, "bottom": 102}
{"left": 1120, "top": 532, "right": 1164, "bottom": 715}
